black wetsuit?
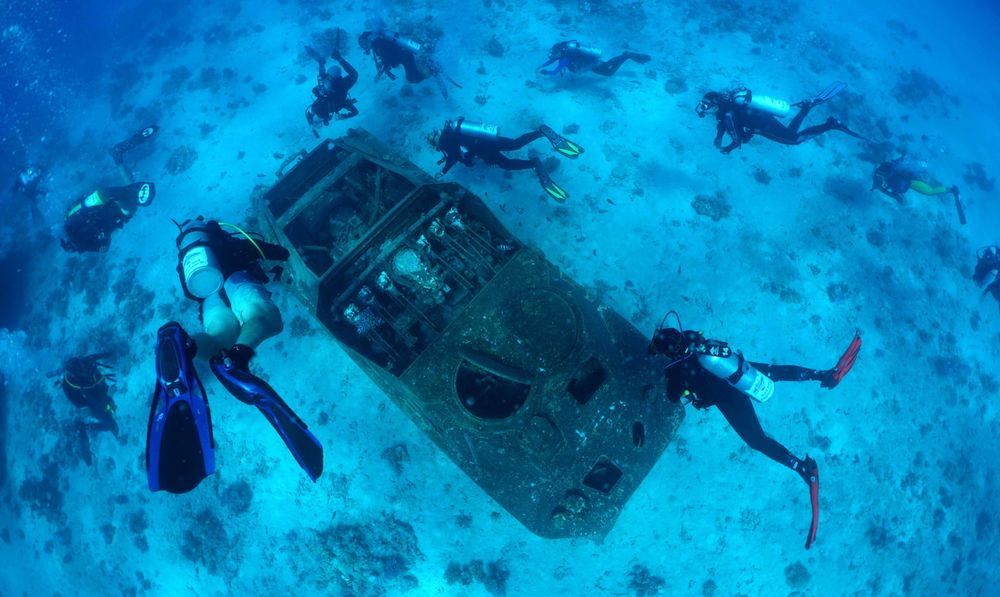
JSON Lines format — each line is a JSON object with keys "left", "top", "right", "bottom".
{"left": 540, "top": 42, "right": 649, "bottom": 76}
{"left": 438, "top": 124, "right": 545, "bottom": 175}
{"left": 12, "top": 166, "right": 43, "bottom": 220}
{"left": 975, "top": 246, "right": 1000, "bottom": 310}
{"left": 663, "top": 354, "right": 826, "bottom": 473}
{"left": 307, "top": 54, "right": 359, "bottom": 126}
{"left": 61, "top": 182, "right": 154, "bottom": 253}
{"left": 711, "top": 99, "right": 857, "bottom": 154}
{"left": 365, "top": 33, "right": 426, "bottom": 83}
{"left": 61, "top": 355, "right": 118, "bottom": 437}
{"left": 872, "top": 158, "right": 914, "bottom": 202}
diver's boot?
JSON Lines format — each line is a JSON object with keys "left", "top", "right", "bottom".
{"left": 210, "top": 345, "right": 324, "bottom": 481}
{"left": 538, "top": 124, "right": 584, "bottom": 159}
{"left": 790, "top": 454, "right": 820, "bottom": 550}
{"left": 828, "top": 118, "right": 872, "bottom": 142}
{"left": 820, "top": 331, "right": 862, "bottom": 389}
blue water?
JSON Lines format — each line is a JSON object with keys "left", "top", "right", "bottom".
{"left": 1, "top": 0, "right": 999, "bottom": 595}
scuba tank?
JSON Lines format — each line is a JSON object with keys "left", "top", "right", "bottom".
{"left": 389, "top": 32, "right": 421, "bottom": 53}
{"left": 450, "top": 118, "right": 499, "bottom": 140}
{"left": 732, "top": 88, "right": 790, "bottom": 118}
{"left": 176, "top": 219, "right": 224, "bottom": 299}
{"left": 649, "top": 311, "right": 775, "bottom": 403}
{"left": 567, "top": 41, "right": 602, "bottom": 60}
{"left": 695, "top": 342, "right": 775, "bottom": 403}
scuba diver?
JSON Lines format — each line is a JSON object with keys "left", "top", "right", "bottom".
{"left": 871, "top": 153, "right": 965, "bottom": 225}
{"left": 647, "top": 312, "right": 862, "bottom": 550}
{"left": 429, "top": 117, "right": 584, "bottom": 202}
{"left": 304, "top": 46, "right": 359, "bottom": 136}
{"left": 696, "top": 81, "right": 870, "bottom": 154}
{"left": 12, "top": 164, "right": 45, "bottom": 221}
{"left": 52, "top": 353, "right": 119, "bottom": 439}
{"left": 146, "top": 218, "right": 323, "bottom": 494}
{"left": 60, "top": 181, "right": 155, "bottom": 253}
{"left": 974, "top": 246, "right": 1000, "bottom": 312}
{"left": 358, "top": 29, "right": 461, "bottom": 98}
{"left": 539, "top": 40, "right": 651, "bottom": 76}
{"left": 110, "top": 125, "right": 159, "bottom": 183}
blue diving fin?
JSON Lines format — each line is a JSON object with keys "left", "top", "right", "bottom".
{"left": 210, "top": 346, "right": 324, "bottom": 481}
{"left": 146, "top": 322, "right": 216, "bottom": 494}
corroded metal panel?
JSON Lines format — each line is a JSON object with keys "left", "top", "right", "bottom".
{"left": 259, "top": 130, "right": 683, "bottom": 539}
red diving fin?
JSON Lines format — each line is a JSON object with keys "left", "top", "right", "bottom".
{"left": 803, "top": 456, "right": 819, "bottom": 549}
{"left": 821, "top": 331, "right": 861, "bottom": 389}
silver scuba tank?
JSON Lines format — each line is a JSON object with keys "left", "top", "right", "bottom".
{"left": 568, "top": 41, "right": 602, "bottom": 60}
{"left": 177, "top": 220, "right": 223, "bottom": 299}
{"left": 390, "top": 32, "right": 421, "bottom": 53}
{"left": 733, "top": 89, "right": 791, "bottom": 118}
{"left": 454, "top": 119, "right": 499, "bottom": 140}
{"left": 697, "top": 349, "right": 775, "bottom": 403}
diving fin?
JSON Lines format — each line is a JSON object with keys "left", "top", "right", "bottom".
{"left": 305, "top": 45, "right": 325, "bottom": 65}
{"left": 110, "top": 125, "right": 159, "bottom": 166}
{"left": 535, "top": 164, "right": 569, "bottom": 202}
{"left": 951, "top": 186, "right": 966, "bottom": 226}
{"left": 813, "top": 81, "right": 846, "bottom": 104}
{"left": 146, "top": 322, "right": 216, "bottom": 494}
{"left": 210, "top": 346, "right": 324, "bottom": 481}
{"left": 821, "top": 331, "right": 861, "bottom": 389}
{"left": 538, "top": 124, "right": 584, "bottom": 159}
{"left": 802, "top": 456, "right": 820, "bottom": 550}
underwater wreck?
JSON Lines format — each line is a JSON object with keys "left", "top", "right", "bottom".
{"left": 257, "top": 129, "right": 684, "bottom": 539}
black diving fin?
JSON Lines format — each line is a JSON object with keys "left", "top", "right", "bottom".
{"left": 210, "top": 346, "right": 324, "bottom": 481}
{"left": 111, "top": 125, "right": 159, "bottom": 166}
{"left": 803, "top": 456, "right": 819, "bottom": 549}
{"left": 146, "top": 322, "right": 216, "bottom": 494}
{"left": 813, "top": 81, "right": 846, "bottom": 104}
{"left": 951, "top": 186, "right": 967, "bottom": 226}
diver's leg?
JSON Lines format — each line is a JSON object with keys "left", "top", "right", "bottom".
{"left": 493, "top": 131, "right": 546, "bottom": 152}
{"left": 591, "top": 52, "right": 650, "bottom": 76}
{"left": 786, "top": 103, "right": 815, "bottom": 135}
{"left": 750, "top": 361, "right": 826, "bottom": 383}
{"left": 225, "top": 273, "right": 283, "bottom": 349}
{"left": 484, "top": 153, "right": 537, "bottom": 171}
{"left": 401, "top": 54, "right": 427, "bottom": 83}
{"left": 196, "top": 291, "right": 240, "bottom": 359}
{"left": 715, "top": 391, "right": 796, "bottom": 467}
{"left": 909, "top": 180, "right": 950, "bottom": 196}
{"left": 795, "top": 118, "right": 869, "bottom": 143}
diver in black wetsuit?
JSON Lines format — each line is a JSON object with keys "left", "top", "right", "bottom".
{"left": 539, "top": 40, "right": 650, "bottom": 76}
{"left": 61, "top": 182, "right": 156, "bottom": 253}
{"left": 305, "top": 46, "right": 359, "bottom": 133}
{"left": 429, "top": 117, "right": 585, "bottom": 202}
{"left": 12, "top": 164, "right": 44, "bottom": 221}
{"left": 974, "top": 246, "right": 1000, "bottom": 312}
{"left": 648, "top": 316, "right": 861, "bottom": 549}
{"left": 358, "top": 29, "right": 461, "bottom": 98}
{"left": 872, "top": 153, "right": 965, "bottom": 224}
{"left": 55, "top": 353, "right": 119, "bottom": 438}
{"left": 696, "top": 83, "right": 869, "bottom": 154}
